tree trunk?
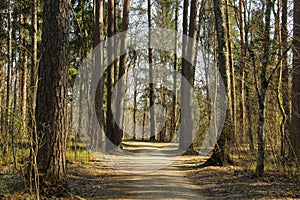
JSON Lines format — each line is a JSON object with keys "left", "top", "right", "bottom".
{"left": 133, "top": 54, "right": 138, "bottom": 140}
{"left": 290, "top": 0, "right": 300, "bottom": 160}
{"left": 255, "top": 0, "right": 271, "bottom": 177}
{"left": 170, "top": 0, "right": 179, "bottom": 142}
{"left": 114, "top": 1, "right": 119, "bottom": 84}
{"left": 202, "top": 0, "right": 232, "bottom": 166}
{"left": 93, "top": 0, "right": 104, "bottom": 150}
{"left": 238, "top": 0, "right": 246, "bottom": 144}
{"left": 225, "top": 0, "right": 236, "bottom": 142}
{"left": 36, "top": 0, "right": 70, "bottom": 193}
{"left": 28, "top": 0, "right": 39, "bottom": 197}
{"left": 106, "top": 0, "right": 115, "bottom": 149}
{"left": 148, "top": 0, "right": 155, "bottom": 141}
{"left": 114, "top": 0, "right": 130, "bottom": 146}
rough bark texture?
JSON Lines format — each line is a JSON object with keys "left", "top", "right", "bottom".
{"left": 202, "top": 0, "right": 232, "bottom": 166}
{"left": 36, "top": 0, "right": 70, "bottom": 192}
{"left": 291, "top": 0, "right": 300, "bottom": 160}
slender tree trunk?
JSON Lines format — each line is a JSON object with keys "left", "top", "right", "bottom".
{"left": 0, "top": 2, "right": 5, "bottom": 139}
{"left": 245, "top": 86, "right": 254, "bottom": 150}
{"left": 225, "top": 0, "right": 236, "bottom": 142}
{"left": 148, "top": 0, "right": 155, "bottom": 141}
{"left": 114, "top": 1, "right": 119, "bottom": 84}
{"left": 281, "top": 0, "right": 289, "bottom": 159}
{"left": 2, "top": 0, "right": 14, "bottom": 164}
{"left": 170, "top": 0, "right": 179, "bottom": 142}
{"left": 238, "top": 0, "right": 246, "bottom": 144}
{"left": 256, "top": 0, "right": 271, "bottom": 177}
{"left": 133, "top": 55, "right": 137, "bottom": 140}
{"left": 28, "top": 0, "right": 39, "bottom": 197}
{"left": 36, "top": 0, "right": 70, "bottom": 192}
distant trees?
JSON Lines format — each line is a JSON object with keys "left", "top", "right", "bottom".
{"left": 0, "top": 1, "right": 300, "bottom": 198}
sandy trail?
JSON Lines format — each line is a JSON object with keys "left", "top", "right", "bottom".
{"left": 98, "top": 141, "right": 206, "bottom": 200}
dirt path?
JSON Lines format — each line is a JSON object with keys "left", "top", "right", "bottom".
{"left": 68, "top": 141, "right": 206, "bottom": 199}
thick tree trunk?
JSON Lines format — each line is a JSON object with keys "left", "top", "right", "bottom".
{"left": 114, "top": 0, "right": 130, "bottom": 146}
{"left": 36, "top": 0, "right": 70, "bottom": 193}
{"left": 202, "top": 0, "right": 232, "bottom": 166}
{"left": 290, "top": 0, "right": 300, "bottom": 160}
{"left": 179, "top": 0, "right": 198, "bottom": 151}
{"left": 93, "top": 0, "right": 104, "bottom": 150}
{"left": 106, "top": 0, "right": 115, "bottom": 149}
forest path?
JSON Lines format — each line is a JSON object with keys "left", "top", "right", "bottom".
{"left": 109, "top": 141, "right": 206, "bottom": 199}
{"left": 69, "top": 141, "right": 206, "bottom": 199}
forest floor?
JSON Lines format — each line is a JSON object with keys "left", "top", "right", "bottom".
{"left": 67, "top": 141, "right": 300, "bottom": 200}
{"left": 1, "top": 141, "right": 300, "bottom": 199}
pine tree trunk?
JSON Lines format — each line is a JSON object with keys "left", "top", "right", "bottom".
{"left": 93, "top": 0, "right": 104, "bottom": 150}
{"left": 225, "top": 0, "right": 236, "bottom": 142}
{"left": 106, "top": 0, "right": 115, "bottom": 149}
{"left": 290, "top": 0, "right": 300, "bottom": 160}
{"left": 148, "top": 0, "right": 156, "bottom": 141}
{"left": 114, "top": 0, "right": 130, "bottom": 146}
{"left": 36, "top": 0, "right": 70, "bottom": 192}
{"left": 170, "top": 0, "right": 179, "bottom": 142}
{"left": 202, "top": 0, "right": 232, "bottom": 166}
{"left": 238, "top": 0, "right": 246, "bottom": 144}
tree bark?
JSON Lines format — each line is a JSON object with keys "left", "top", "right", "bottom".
{"left": 170, "top": 0, "right": 179, "bottom": 142}
{"left": 114, "top": 0, "right": 130, "bottom": 146}
{"left": 238, "top": 0, "right": 246, "bottom": 144}
{"left": 36, "top": 0, "right": 70, "bottom": 192}
{"left": 93, "top": 0, "right": 104, "bottom": 150}
{"left": 106, "top": 0, "right": 116, "bottom": 149}
{"left": 202, "top": 0, "right": 232, "bottom": 166}
{"left": 255, "top": 0, "right": 271, "bottom": 177}
{"left": 290, "top": 0, "right": 300, "bottom": 160}
{"left": 148, "top": 0, "right": 156, "bottom": 141}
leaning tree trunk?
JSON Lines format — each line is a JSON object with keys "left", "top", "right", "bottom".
{"left": 35, "top": 0, "right": 70, "bottom": 193}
